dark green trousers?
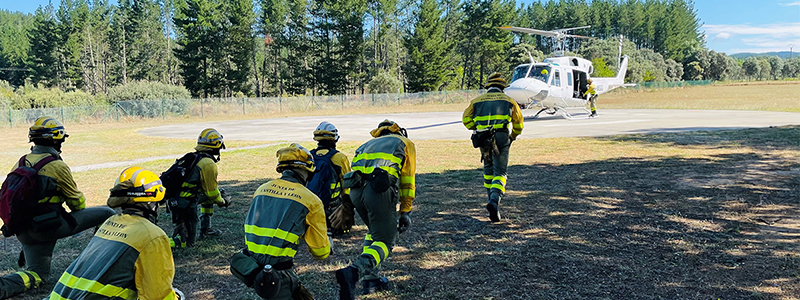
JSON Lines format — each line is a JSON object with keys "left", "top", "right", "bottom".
{"left": 0, "top": 270, "right": 41, "bottom": 299}
{"left": 482, "top": 131, "right": 511, "bottom": 202}
{"left": 351, "top": 181, "right": 398, "bottom": 281}
{"left": 16, "top": 206, "right": 115, "bottom": 282}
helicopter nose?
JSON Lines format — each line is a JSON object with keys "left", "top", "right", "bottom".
{"left": 506, "top": 79, "right": 549, "bottom": 103}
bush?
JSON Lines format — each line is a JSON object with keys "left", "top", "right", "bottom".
{"left": 9, "top": 85, "right": 104, "bottom": 109}
{"left": 368, "top": 70, "right": 403, "bottom": 94}
{"left": 106, "top": 81, "right": 192, "bottom": 117}
{"left": 106, "top": 80, "right": 191, "bottom": 102}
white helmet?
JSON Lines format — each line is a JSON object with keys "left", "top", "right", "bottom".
{"left": 313, "top": 121, "right": 339, "bottom": 141}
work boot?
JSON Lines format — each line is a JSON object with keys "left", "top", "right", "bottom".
{"left": 200, "top": 228, "right": 222, "bottom": 238}
{"left": 170, "top": 234, "right": 187, "bottom": 248}
{"left": 589, "top": 112, "right": 598, "bottom": 118}
{"left": 362, "top": 277, "right": 389, "bottom": 295}
{"left": 486, "top": 200, "right": 501, "bottom": 222}
{"left": 336, "top": 266, "right": 359, "bottom": 300}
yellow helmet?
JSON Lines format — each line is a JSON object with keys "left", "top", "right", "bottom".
{"left": 587, "top": 78, "right": 593, "bottom": 84}
{"left": 370, "top": 119, "right": 407, "bottom": 138}
{"left": 29, "top": 117, "right": 68, "bottom": 141}
{"left": 196, "top": 128, "right": 226, "bottom": 151}
{"left": 313, "top": 121, "right": 339, "bottom": 141}
{"left": 276, "top": 143, "right": 315, "bottom": 173}
{"left": 484, "top": 72, "right": 508, "bottom": 89}
{"left": 108, "top": 166, "right": 166, "bottom": 208}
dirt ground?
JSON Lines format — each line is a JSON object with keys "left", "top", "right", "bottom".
{"left": 2, "top": 125, "right": 799, "bottom": 300}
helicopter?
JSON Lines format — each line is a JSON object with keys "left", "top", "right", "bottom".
{"left": 498, "top": 26, "right": 633, "bottom": 119}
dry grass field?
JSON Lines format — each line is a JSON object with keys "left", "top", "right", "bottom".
{"left": 1, "top": 81, "right": 799, "bottom": 299}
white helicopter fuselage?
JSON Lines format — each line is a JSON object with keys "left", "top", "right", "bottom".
{"left": 505, "top": 55, "right": 629, "bottom": 118}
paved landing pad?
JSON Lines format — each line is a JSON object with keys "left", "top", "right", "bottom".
{"left": 139, "top": 109, "right": 800, "bottom": 142}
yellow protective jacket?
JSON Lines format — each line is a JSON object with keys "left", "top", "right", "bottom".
{"left": 179, "top": 155, "right": 224, "bottom": 205}
{"left": 463, "top": 90, "right": 524, "bottom": 140}
{"left": 244, "top": 171, "right": 330, "bottom": 265}
{"left": 584, "top": 83, "right": 597, "bottom": 96}
{"left": 11, "top": 146, "right": 85, "bottom": 211}
{"left": 312, "top": 148, "right": 352, "bottom": 200}
{"left": 48, "top": 213, "right": 179, "bottom": 300}
{"left": 351, "top": 133, "right": 417, "bottom": 213}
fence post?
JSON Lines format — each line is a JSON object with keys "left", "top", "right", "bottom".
{"left": 61, "top": 107, "right": 65, "bottom": 124}
{"left": 372, "top": 93, "right": 375, "bottom": 106}
{"left": 115, "top": 103, "right": 120, "bottom": 121}
{"left": 279, "top": 96, "right": 282, "bottom": 112}
{"left": 8, "top": 109, "right": 12, "bottom": 127}
{"left": 162, "top": 99, "right": 166, "bottom": 119}
{"left": 242, "top": 98, "right": 246, "bottom": 115}
{"left": 341, "top": 94, "right": 344, "bottom": 109}
{"left": 201, "top": 99, "right": 204, "bottom": 118}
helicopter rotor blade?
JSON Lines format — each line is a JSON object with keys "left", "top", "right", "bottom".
{"left": 563, "top": 33, "right": 593, "bottom": 39}
{"left": 553, "top": 25, "right": 591, "bottom": 32}
{"left": 497, "top": 26, "right": 559, "bottom": 38}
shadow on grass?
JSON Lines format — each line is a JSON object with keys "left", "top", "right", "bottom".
{"left": 397, "top": 151, "right": 800, "bottom": 300}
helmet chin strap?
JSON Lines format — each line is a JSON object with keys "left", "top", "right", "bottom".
{"left": 121, "top": 203, "right": 159, "bottom": 224}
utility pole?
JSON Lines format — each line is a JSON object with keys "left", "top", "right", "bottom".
{"left": 789, "top": 44, "right": 795, "bottom": 59}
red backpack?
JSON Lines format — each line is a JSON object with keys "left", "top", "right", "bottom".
{"left": 0, "top": 155, "right": 57, "bottom": 236}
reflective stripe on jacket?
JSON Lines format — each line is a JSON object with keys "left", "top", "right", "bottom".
{"left": 49, "top": 214, "right": 178, "bottom": 300}
{"left": 245, "top": 172, "right": 330, "bottom": 265}
{"left": 11, "top": 146, "right": 85, "bottom": 211}
{"left": 462, "top": 90, "right": 524, "bottom": 139}
{"left": 351, "top": 134, "right": 416, "bottom": 212}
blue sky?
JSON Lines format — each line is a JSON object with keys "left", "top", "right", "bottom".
{"left": 2, "top": 0, "right": 799, "bottom": 54}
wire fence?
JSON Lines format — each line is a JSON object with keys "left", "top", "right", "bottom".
{"left": 1, "top": 90, "right": 483, "bottom": 128}
{"left": 631, "top": 80, "right": 713, "bottom": 90}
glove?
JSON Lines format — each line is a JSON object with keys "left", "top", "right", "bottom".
{"left": 218, "top": 188, "right": 232, "bottom": 208}
{"left": 398, "top": 212, "right": 411, "bottom": 233}
{"left": 510, "top": 135, "right": 517, "bottom": 143}
{"left": 174, "top": 288, "right": 184, "bottom": 300}
{"left": 329, "top": 201, "right": 355, "bottom": 232}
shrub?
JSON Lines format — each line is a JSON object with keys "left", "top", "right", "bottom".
{"left": 106, "top": 80, "right": 191, "bottom": 102}
{"left": 368, "top": 70, "right": 403, "bottom": 94}
{"left": 106, "top": 81, "right": 192, "bottom": 117}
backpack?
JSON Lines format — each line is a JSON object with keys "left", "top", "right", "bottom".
{"left": 307, "top": 149, "right": 340, "bottom": 207}
{"left": 160, "top": 152, "right": 208, "bottom": 200}
{"left": 0, "top": 155, "right": 58, "bottom": 236}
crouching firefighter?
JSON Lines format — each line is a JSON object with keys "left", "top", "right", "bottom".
{"left": 0, "top": 117, "right": 115, "bottom": 299}
{"left": 335, "top": 119, "right": 416, "bottom": 300}
{"left": 47, "top": 167, "right": 184, "bottom": 300}
{"left": 463, "top": 73, "right": 523, "bottom": 222}
{"left": 231, "top": 143, "right": 331, "bottom": 300}
{"left": 167, "top": 128, "right": 231, "bottom": 248}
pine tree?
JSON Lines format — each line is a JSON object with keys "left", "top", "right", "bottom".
{"left": 221, "top": 0, "right": 254, "bottom": 96}
{"left": 174, "top": 0, "right": 225, "bottom": 97}
{"left": 403, "top": 0, "right": 453, "bottom": 92}
{"left": 28, "top": 4, "right": 60, "bottom": 87}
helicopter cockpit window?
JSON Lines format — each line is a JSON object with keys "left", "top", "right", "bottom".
{"left": 512, "top": 65, "right": 529, "bottom": 82}
{"left": 527, "top": 66, "right": 551, "bottom": 83}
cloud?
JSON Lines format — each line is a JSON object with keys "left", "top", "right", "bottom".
{"left": 779, "top": 1, "right": 800, "bottom": 6}
{"left": 702, "top": 23, "right": 800, "bottom": 39}
{"left": 715, "top": 32, "right": 731, "bottom": 39}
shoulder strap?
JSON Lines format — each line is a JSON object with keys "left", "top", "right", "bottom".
{"left": 31, "top": 156, "right": 57, "bottom": 171}
{"left": 17, "top": 155, "right": 27, "bottom": 167}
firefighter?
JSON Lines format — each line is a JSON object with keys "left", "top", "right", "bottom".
{"left": 239, "top": 143, "right": 330, "bottom": 299}
{"left": 0, "top": 117, "right": 115, "bottom": 299}
{"left": 335, "top": 119, "right": 416, "bottom": 300}
{"left": 309, "top": 121, "right": 354, "bottom": 236}
{"left": 463, "top": 73, "right": 523, "bottom": 222}
{"left": 585, "top": 78, "right": 598, "bottom": 117}
{"left": 169, "top": 128, "right": 230, "bottom": 248}
{"left": 47, "top": 167, "right": 184, "bottom": 300}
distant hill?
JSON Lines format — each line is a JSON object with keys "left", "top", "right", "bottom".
{"left": 730, "top": 51, "right": 794, "bottom": 60}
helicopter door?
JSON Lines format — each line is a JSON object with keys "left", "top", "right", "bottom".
{"left": 551, "top": 69, "right": 563, "bottom": 100}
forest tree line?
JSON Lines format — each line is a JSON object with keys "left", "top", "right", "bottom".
{"left": 1, "top": 0, "right": 799, "bottom": 109}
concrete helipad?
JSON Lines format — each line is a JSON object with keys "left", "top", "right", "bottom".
{"left": 139, "top": 109, "right": 800, "bottom": 142}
